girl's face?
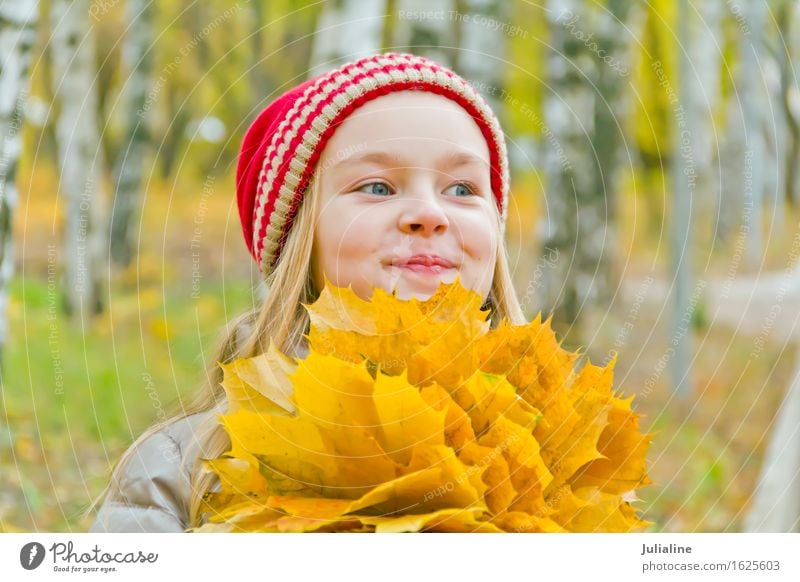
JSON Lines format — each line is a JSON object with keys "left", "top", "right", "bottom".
{"left": 311, "top": 90, "right": 498, "bottom": 302}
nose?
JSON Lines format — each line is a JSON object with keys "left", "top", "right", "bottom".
{"left": 397, "top": 189, "right": 449, "bottom": 235}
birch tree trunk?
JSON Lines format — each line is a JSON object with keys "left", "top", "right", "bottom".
{"left": 540, "top": 0, "right": 634, "bottom": 344}
{"left": 309, "top": 0, "right": 387, "bottom": 76}
{"left": 743, "top": 341, "right": 800, "bottom": 532}
{"left": 452, "top": 0, "right": 506, "bottom": 114}
{"left": 692, "top": 0, "right": 724, "bottom": 246}
{"left": 158, "top": 79, "right": 190, "bottom": 180}
{"left": 247, "top": 0, "right": 270, "bottom": 97}
{"left": 51, "top": 0, "right": 107, "bottom": 318}
{"left": 741, "top": 0, "right": 766, "bottom": 265}
{"left": 671, "top": 0, "right": 694, "bottom": 398}
{"left": 393, "top": 0, "right": 455, "bottom": 66}
{"left": 742, "top": 1, "right": 800, "bottom": 533}
{"left": 109, "top": 0, "right": 153, "bottom": 268}
{"left": 774, "top": 0, "right": 800, "bottom": 206}
{"left": 0, "top": 0, "right": 38, "bottom": 368}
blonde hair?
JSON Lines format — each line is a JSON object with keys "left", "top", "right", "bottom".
{"left": 86, "top": 169, "right": 526, "bottom": 530}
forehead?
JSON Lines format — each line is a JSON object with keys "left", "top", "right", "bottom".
{"left": 320, "top": 90, "right": 490, "bottom": 164}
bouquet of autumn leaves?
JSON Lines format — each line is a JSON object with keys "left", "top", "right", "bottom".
{"left": 193, "top": 277, "right": 653, "bottom": 533}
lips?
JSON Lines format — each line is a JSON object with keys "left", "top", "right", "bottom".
{"left": 388, "top": 254, "right": 457, "bottom": 277}
{"left": 390, "top": 254, "right": 457, "bottom": 269}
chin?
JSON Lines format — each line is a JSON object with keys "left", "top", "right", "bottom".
{"left": 395, "top": 289, "right": 434, "bottom": 301}
{"left": 389, "top": 279, "right": 440, "bottom": 301}
{"left": 382, "top": 265, "right": 460, "bottom": 301}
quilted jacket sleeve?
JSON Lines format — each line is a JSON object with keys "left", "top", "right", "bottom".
{"left": 89, "top": 428, "right": 190, "bottom": 533}
{"left": 89, "top": 408, "right": 224, "bottom": 533}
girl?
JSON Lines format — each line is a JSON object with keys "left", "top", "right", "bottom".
{"left": 88, "top": 51, "right": 526, "bottom": 532}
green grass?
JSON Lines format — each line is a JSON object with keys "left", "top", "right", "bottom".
{"left": 1, "top": 274, "right": 255, "bottom": 531}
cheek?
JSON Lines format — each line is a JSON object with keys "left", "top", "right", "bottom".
{"left": 314, "top": 204, "right": 383, "bottom": 283}
{"left": 454, "top": 210, "right": 498, "bottom": 296}
{"left": 457, "top": 209, "right": 498, "bottom": 262}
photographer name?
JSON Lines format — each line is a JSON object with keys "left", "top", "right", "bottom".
{"left": 641, "top": 543, "right": 692, "bottom": 555}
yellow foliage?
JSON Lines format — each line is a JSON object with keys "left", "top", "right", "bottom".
{"left": 193, "top": 276, "right": 653, "bottom": 532}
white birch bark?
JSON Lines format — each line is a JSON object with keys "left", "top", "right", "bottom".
{"left": 539, "top": 0, "right": 635, "bottom": 342}
{"left": 0, "top": 0, "right": 38, "bottom": 366}
{"left": 743, "top": 341, "right": 800, "bottom": 532}
{"left": 51, "top": 0, "right": 108, "bottom": 318}
{"left": 454, "top": 0, "right": 506, "bottom": 113}
{"left": 741, "top": 0, "right": 766, "bottom": 265}
{"left": 393, "top": 0, "right": 455, "bottom": 67}
{"left": 109, "top": 0, "right": 153, "bottom": 267}
{"left": 309, "top": 0, "right": 387, "bottom": 76}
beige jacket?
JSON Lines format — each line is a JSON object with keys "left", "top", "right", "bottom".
{"left": 89, "top": 408, "right": 221, "bottom": 533}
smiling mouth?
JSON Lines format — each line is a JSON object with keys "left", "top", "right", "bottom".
{"left": 386, "top": 261, "right": 460, "bottom": 281}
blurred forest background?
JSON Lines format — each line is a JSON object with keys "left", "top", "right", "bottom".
{"left": 2, "top": 0, "right": 800, "bottom": 532}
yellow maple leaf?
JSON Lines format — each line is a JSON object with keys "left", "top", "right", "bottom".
{"left": 194, "top": 276, "right": 654, "bottom": 532}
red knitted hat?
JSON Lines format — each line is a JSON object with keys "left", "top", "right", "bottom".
{"left": 236, "top": 52, "right": 510, "bottom": 277}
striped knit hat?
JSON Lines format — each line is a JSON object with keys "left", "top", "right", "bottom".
{"left": 236, "top": 52, "right": 509, "bottom": 277}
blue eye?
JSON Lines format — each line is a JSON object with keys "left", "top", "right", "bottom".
{"left": 357, "top": 182, "right": 392, "bottom": 196}
{"left": 446, "top": 182, "right": 477, "bottom": 197}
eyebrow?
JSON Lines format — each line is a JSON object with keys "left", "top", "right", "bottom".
{"left": 332, "top": 149, "right": 488, "bottom": 170}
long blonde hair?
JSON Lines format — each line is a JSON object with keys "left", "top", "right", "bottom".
{"left": 86, "top": 171, "right": 526, "bottom": 530}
